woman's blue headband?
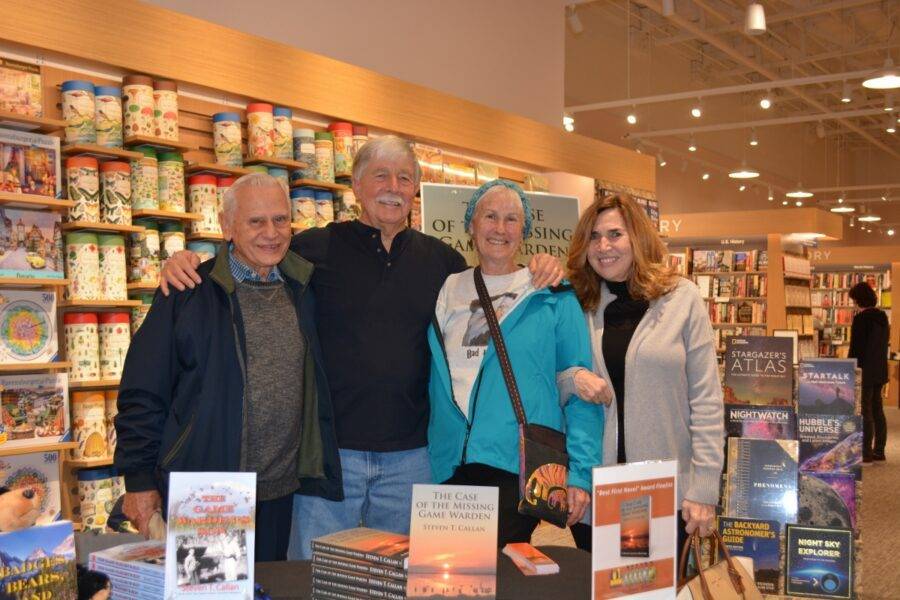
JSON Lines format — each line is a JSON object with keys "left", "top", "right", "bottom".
{"left": 463, "top": 179, "right": 533, "bottom": 238}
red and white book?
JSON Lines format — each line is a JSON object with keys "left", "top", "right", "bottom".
{"left": 502, "top": 543, "right": 559, "bottom": 576}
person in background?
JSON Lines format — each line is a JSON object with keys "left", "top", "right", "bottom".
{"left": 115, "top": 173, "right": 339, "bottom": 561}
{"left": 560, "top": 193, "right": 725, "bottom": 552}
{"left": 848, "top": 281, "right": 889, "bottom": 463}
{"left": 428, "top": 180, "right": 603, "bottom": 545}
{"left": 157, "top": 136, "right": 566, "bottom": 559}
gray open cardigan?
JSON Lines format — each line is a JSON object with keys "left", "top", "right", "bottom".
{"left": 559, "top": 278, "right": 725, "bottom": 506}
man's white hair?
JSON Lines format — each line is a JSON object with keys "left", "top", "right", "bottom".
{"left": 351, "top": 135, "right": 421, "bottom": 185}
{"left": 220, "top": 172, "right": 291, "bottom": 225}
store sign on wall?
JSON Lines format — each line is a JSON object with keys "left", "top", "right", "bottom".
{"left": 420, "top": 183, "right": 579, "bottom": 266}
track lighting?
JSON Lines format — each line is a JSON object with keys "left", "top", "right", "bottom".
{"left": 749, "top": 129, "right": 759, "bottom": 146}
{"left": 688, "top": 134, "right": 697, "bottom": 152}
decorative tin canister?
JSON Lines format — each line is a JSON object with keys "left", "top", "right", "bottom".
{"left": 71, "top": 391, "right": 107, "bottom": 460}
{"left": 159, "top": 221, "right": 185, "bottom": 266}
{"left": 328, "top": 122, "right": 353, "bottom": 178}
{"left": 246, "top": 102, "right": 274, "bottom": 159}
{"left": 152, "top": 80, "right": 179, "bottom": 140}
{"left": 66, "top": 156, "right": 100, "bottom": 222}
{"left": 267, "top": 167, "right": 289, "bottom": 191}
{"left": 315, "top": 190, "right": 334, "bottom": 228}
{"left": 188, "top": 174, "right": 220, "bottom": 234}
{"left": 216, "top": 177, "right": 234, "bottom": 215}
{"left": 65, "top": 231, "right": 100, "bottom": 300}
{"left": 99, "top": 312, "right": 130, "bottom": 380}
{"left": 61, "top": 80, "right": 96, "bottom": 144}
{"left": 128, "top": 218, "right": 160, "bottom": 284}
{"left": 213, "top": 112, "right": 243, "bottom": 167}
{"left": 64, "top": 312, "right": 100, "bottom": 382}
{"left": 273, "top": 107, "right": 294, "bottom": 160}
{"left": 314, "top": 131, "right": 335, "bottom": 183}
{"left": 99, "top": 161, "right": 131, "bottom": 225}
{"left": 290, "top": 187, "right": 316, "bottom": 231}
{"left": 93, "top": 85, "right": 123, "bottom": 148}
{"left": 187, "top": 241, "right": 217, "bottom": 263}
{"left": 98, "top": 233, "right": 127, "bottom": 300}
{"left": 352, "top": 125, "right": 368, "bottom": 158}
{"left": 122, "top": 74, "right": 155, "bottom": 138}
{"left": 77, "top": 468, "right": 114, "bottom": 532}
{"left": 157, "top": 152, "right": 185, "bottom": 212}
{"left": 129, "top": 145, "right": 158, "bottom": 210}
{"left": 105, "top": 390, "right": 118, "bottom": 456}
{"left": 130, "top": 293, "right": 153, "bottom": 333}
{"left": 292, "top": 128, "right": 317, "bottom": 181}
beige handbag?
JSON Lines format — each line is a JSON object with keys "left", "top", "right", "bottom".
{"left": 676, "top": 530, "right": 763, "bottom": 600}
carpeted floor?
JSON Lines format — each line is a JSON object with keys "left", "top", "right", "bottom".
{"left": 533, "top": 406, "right": 900, "bottom": 599}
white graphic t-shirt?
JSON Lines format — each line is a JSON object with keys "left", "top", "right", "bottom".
{"left": 435, "top": 267, "right": 534, "bottom": 419}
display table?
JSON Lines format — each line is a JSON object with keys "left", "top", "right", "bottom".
{"left": 256, "top": 545, "right": 591, "bottom": 600}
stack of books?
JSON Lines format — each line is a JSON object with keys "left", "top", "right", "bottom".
{"left": 89, "top": 540, "right": 166, "bottom": 599}
{"left": 310, "top": 528, "right": 409, "bottom": 599}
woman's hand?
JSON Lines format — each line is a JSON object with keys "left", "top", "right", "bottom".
{"left": 527, "top": 254, "right": 565, "bottom": 288}
{"left": 159, "top": 250, "right": 201, "bottom": 295}
{"left": 682, "top": 499, "right": 716, "bottom": 537}
{"left": 573, "top": 369, "right": 613, "bottom": 405}
{"left": 566, "top": 487, "right": 590, "bottom": 526}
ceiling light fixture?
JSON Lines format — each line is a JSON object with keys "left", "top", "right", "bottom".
{"left": 688, "top": 134, "right": 697, "bottom": 152}
{"left": 739, "top": 185, "right": 747, "bottom": 192}
{"left": 566, "top": 5, "right": 584, "bottom": 34}
{"left": 849, "top": 216, "right": 855, "bottom": 227}
{"left": 887, "top": 117, "right": 897, "bottom": 134}
{"left": 782, "top": 200, "right": 789, "bottom": 206}
{"left": 767, "top": 187, "right": 774, "bottom": 201}
{"left": 759, "top": 91, "right": 772, "bottom": 110}
{"left": 691, "top": 100, "right": 703, "bottom": 118}
{"left": 885, "top": 93, "right": 895, "bottom": 112}
{"left": 889, "top": 229, "right": 895, "bottom": 236}
{"left": 862, "top": 57, "right": 900, "bottom": 90}
{"left": 749, "top": 129, "right": 759, "bottom": 146}
{"left": 626, "top": 110, "right": 637, "bottom": 125}
{"left": 858, "top": 208, "right": 882, "bottom": 222}
{"left": 837, "top": 195, "right": 844, "bottom": 203}
{"left": 728, "top": 162, "right": 760, "bottom": 179}
{"left": 841, "top": 81, "right": 852, "bottom": 103}
{"left": 662, "top": 0, "right": 675, "bottom": 17}
{"left": 830, "top": 205, "right": 855, "bottom": 213}
{"left": 657, "top": 154, "right": 667, "bottom": 167}
{"left": 701, "top": 172, "right": 710, "bottom": 181}
{"left": 563, "top": 114, "right": 574, "bottom": 132}
{"left": 744, "top": 2, "right": 767, "bottom": 35}
{"left": 786, "top": 184, "right": 813, "bottom": 199}
{"left": 795, "top": 200, "right": 803, "bottom": 206}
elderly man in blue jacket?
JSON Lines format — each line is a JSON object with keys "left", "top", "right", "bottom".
{"left": 114, "top": 173, "right": 340, "bottom": 562}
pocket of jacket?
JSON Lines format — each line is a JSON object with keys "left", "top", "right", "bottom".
{"left": 161, "top": 411, "right": 196, "bottom": 468}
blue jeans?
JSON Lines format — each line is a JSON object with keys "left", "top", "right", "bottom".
{"left": 287, "top": 446, "right": 432, "bottom": 560}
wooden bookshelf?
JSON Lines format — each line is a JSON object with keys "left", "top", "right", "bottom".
{"left": 132, "top": 209, "right": 202, "bottom": 221}
{"left": 712, "top": 323, "right": 767, "bottom": 328}
{"left": 61, "top": 143, "right": 142, "bottom": 161}
{"left": 289, "top": 178, "right": 350, "bottom": 192}
{"left": 0, "top": 441, "right": 77, "bottom": 458}
{"left": 59, "top": 299, "right": 142, "bottom": 308}
{"left": 126, "top": 282, "right": 158, "bottom": 292}
{"left": 185, "top": 161, "right": 253, "bottom": 177}
{"left": 690, "top": 270, "right": 767, "bottom": 277}
{"left": 243, "top": 156, "right": 309, "bottom": 170}
{"left": 68, "top": 378, "right": 120, "bottom": 390}
{"left": 0, "top": 277, "right": 68, "bottom": 288}
{"left": 186, "top": 232, "right": 224, "bottom": 241}
{"left": 0, "top": 361, "right": 71, "bottom": 373}
{"left": 125, "top": 134, "right": 197, "bottom": 152}
{"left": 62, "top": 221, "right": 145, "bottom": 233}
{"left": 65, "top": 456, "right": 113, "bottom": 468}
{"left": 0, "top": 110, "right": 66, "bottom": 133}
{"left": 0, "top": 192, "right": 74, "bottom": 212}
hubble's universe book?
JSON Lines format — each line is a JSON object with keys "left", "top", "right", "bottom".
{"left": 723, "top": 336, "right": 793, "bottom": 406}
{"left": 717, "top": 517, "right": 780, "bottom": 594}
{"left": 785, "top": 525, "right": 853, "bottom": 599}
{"left": 724, "top": 438, "right": 798, "bottom": 530}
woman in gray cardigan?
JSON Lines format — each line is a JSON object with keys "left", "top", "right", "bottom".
{"left": 560, "top": 193, "right": 725, "bottom": 552}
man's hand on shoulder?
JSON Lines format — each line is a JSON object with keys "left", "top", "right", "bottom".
{"left": 527, "top": 254, "right": 565, "bottom": 289}
{"left": 159, "top": 251, "right": 202, "bottom": 296}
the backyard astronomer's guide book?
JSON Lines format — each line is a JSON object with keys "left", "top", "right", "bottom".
{"left": 592, "top": 460, "right": 677, "bottom": 599}
{"left": 164, "top": 472, "right": 255, "bottom": 599}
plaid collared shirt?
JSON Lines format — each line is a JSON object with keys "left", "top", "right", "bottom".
{"left": 228, "top": 244, "right": 283, "bottom": 283}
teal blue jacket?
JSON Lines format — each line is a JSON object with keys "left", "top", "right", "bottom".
{"left": 427, "top": 284, "right": 604, "bottom": 491}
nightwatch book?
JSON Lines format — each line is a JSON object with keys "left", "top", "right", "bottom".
{"left": 592, "top": 460, "right": 677, "bottom": 599}
{"left": 164, "top": 472, "right": 256, "bottom": 600}
{"left": 406, "top": 484, "right": 499, "bottom": 599}
{"left": 785, "top": 525, "right": 853, "bottom": 599}
{"left": 725, "top": 405, "right": 796, "bottom": 440}
{"left": 717, "top": 517, "right": 780, "bottom": 594}
{"left": 724, "top": 438, "right": 798, "bottom": 530}
{"left": 722, "top": 336, "right": 793, "bottom": 406}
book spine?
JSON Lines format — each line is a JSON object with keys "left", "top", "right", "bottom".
{"left": 312, "top": 552, "right": 407, "bottom": 580}
{"left": 312, "top": 576, "right": 405, "bottom": 600}
{"left": 310, "top": 540, "right": 406, "bottom": 570}
{"left": 312, "top": 564, "right": 407, "bottom": 592}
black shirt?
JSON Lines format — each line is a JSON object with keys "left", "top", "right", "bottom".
{"left": 292, "top": 220, "right": 467, "bottom": 451}
{"left": 601, "top": 280, "right": 649, "bottom": 463}
{"left": 848, "top": 307, "right": 889, "bottom": 388}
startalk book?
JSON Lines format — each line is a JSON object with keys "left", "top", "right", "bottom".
{"left": 591, "top": 460, "right": 677, "bottom": 599}
{"left": 406, "top": 484, "right": 499, "bottom": 599}
{"left": 798, "top": 359, "right": 856, "bottom": 416}
{"left": 724, "top": 438, "right": 798, "bottom": 531}
{"left": 785, "top": 525, "right": 853, "bottom": 599}
{"left": 164, "top": 472, "right": 255, "bottom": 600}
{"left": 0, "top": 520, "right": 76, "bottom": 599}
{"left": 722, "top": 336, "right": 793, "bottom": 406}
{"left": 717, "top": 517, "right": 780, "bottom": 594}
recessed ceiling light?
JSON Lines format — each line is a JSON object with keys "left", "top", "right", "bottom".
{"left": 701, "top": 172, "right": 710, "bottom": 181}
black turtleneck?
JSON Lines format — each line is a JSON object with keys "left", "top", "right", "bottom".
{"left": 601, "top": 279, "right": 650, "bottom": 463}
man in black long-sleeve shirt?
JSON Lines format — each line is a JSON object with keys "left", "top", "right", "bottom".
{"left": 160, "top": 136, "right": 563, "bottom": 560}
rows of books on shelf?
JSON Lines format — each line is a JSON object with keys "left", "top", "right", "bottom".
{"left": 707, "top": 300, "right": 766, "bottom": 326}
{"left": 812, "top": 270, "right": 891, "bottom": 291}
{"left": 783, "top": 254, "right": 812, "bottom": 279}
{"left": 712, "top": 325, "right": 767, "bottom": 354}
{"left": 786, "top": 312, "right": 815, "bottom": 335}
{"left": 694, "top": 272, "right": 767, "bottom": 299}
{"left": 687, "top": 248, "right": 768, "bottom": 274}
{"left": 718, "top": 335, "right": 860, "bottom": 598}
{"left": 785, "top": 284, "right": 812, "bottom": 308}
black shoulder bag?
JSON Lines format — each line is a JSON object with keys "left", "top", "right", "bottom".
{"left": 473, "top": 267, "right": 571, "bottom": 528}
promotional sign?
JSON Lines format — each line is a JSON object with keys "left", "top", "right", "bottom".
{"left": 420, "top": 183, "right": 579, "bottom": 266}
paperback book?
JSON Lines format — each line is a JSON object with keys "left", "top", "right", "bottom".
{"left": 785, "top": 525, "right": 853, "bottom": 599}
{"left": 501, "top": 543, "right": 559, "bottom": 576}
{"left": 722, "top": 336, "right": 793, "bottom": 406}
{"left": 724, "top": 438, "right": 798, "bottom": 530}
{"left": 164, "top": 472, "right": 256, "bottom": 599}
{"left": 798, "top": 472, "right": 856, "bottom": 531}
{"left": 798, "top": 359, "right": 856, "bottom": 416}
{"left": 725, "top": 405, "right": 796, "bottom": 440}
{"left": 312, "top": 528, "right": 409, "bottom": 571}
{"left": 90, "top": 540, "right": 165, "bottom": 600}
{"left": 0, "top": 450, "right": 62, "bottom": 524}
{"left": 406, "top": 484, "right": 499, "bottom": 599}
{"left": 311, "top": 552, "right": 407, "bottom": 581}
{"left": 0, "top": 520, "right": 77, "bottom": 599}
{"left": 717, "top": 517, "right": 780, "bottom": 594}
{"left": 591, "top": 460, "right": 678, "bottom": 599}
{"left": 311, "top": 563, "right": 407, "bottom": 593}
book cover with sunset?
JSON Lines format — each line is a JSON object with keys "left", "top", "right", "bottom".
{"left": 591, "top": 460, "right": 677, "bottom": 599}
{"left": 406, "top": 484, "right": 499, "bottom": 599}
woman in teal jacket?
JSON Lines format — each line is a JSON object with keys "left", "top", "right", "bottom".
{"left": 427, "top": 179, "right": 604, "bottom": 546}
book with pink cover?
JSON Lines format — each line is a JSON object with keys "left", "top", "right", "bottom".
{"left": 502, "top": 543, "right": 559, "bottom": 575}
